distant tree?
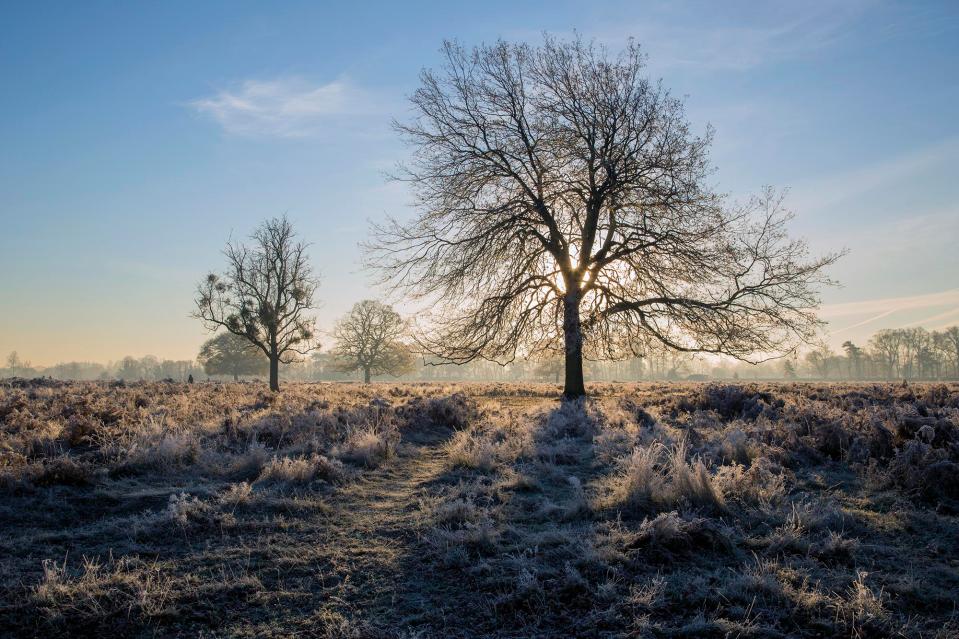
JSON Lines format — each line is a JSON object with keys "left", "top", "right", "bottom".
{"left": 942, "top": 326, "right": 959, "bottom": 378}
{"left": 805, "top": 344, "right": 833, "bottom": 379}
{"left": 195, "top": 216, "right": 320, "bottom": 391}
{"left": 534, "top": 355, "right": 563, "bottom": 383}
{"left": 783, "top": 358, "right": 797, "bottom": 379}
{"left": 859, "top": 351, "right": 877, "bottom": 379}
{"left": 869, "top": 329, "right": 902, "bottom": 379}
{"left": 117, "top": 356, "right": 141, "bottom": 381}
{"left": 899, "top": 328, "right": 926, "bottom": 379}
{"left": 841, "top": 340, "right": 863, "bottom": 379}
{"left": 665, "top": 354, "right": 692, "bottom": 380}
{"left": 368, "top": 36, "right": 840, "bottom": 398}
{"left": 927, "top": 331, "right": 948, "bottom": 379}
{"left": 158, "top": 359, "right": 196, "bottom": 382}
{"left": 6, "top": 351, "right": 20, "bottom": 377}
{"left": 140, "top": 355, "right": 161, "bottom": 381}
{"left": 332, "top": 300, "right": 414, "bottom": 383}
{"left": 305, "top": 351, "right": 334, "bottom": 380}
{"left": 197, "top": 333, "right": 269, "bottom": 381}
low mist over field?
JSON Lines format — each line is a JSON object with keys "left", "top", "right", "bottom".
{"left": 2, "top": 2, "right": 958, "bottom": 637}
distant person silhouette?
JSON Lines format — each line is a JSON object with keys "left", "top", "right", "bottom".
{"left": 188, "top": 374, "right": 194, "bottom": 384}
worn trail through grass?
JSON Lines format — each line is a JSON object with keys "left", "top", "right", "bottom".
{"left": 310, "top": 424, "right": 457, "bottom": 627}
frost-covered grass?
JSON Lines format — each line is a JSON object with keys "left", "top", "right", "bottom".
{"left": 414, "top": 381, "right": 959, "bottom": 638}
{"left": 1, "top": 379, "right": 957, "bottom": 637}
{"left": 0, "top": 379, "right": 451, "bottom": 490}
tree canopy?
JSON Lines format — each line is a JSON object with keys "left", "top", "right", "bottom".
{"left": 368, "top": 36, "right": 840, "bottom": 397}
{"left": 332, "top": 300, "right": 414, "bottom": 383}
{"left": 197, "top": 332, "right": 269, "bottom": 380}
{"left": 195, "top": 216, "right": 320, "bottom": 391}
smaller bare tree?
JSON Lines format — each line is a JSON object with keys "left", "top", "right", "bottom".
{"left": 869, "top": 329, "right": 903, "bottom": 380}
{"left": 6, "top": 351, "right": 20, "bottom": 377}
{"left": 805, "top": 343, "right": 834, "bottom": 379}
{"left": 194, "top": 216, "right": 319, "bottom": 391}
{"left": 841, "top": 340, "right": 863, "bottom": 379}
{"left": 197, "top": 332, "right": 269, "bottom": 381}
{"left": 533, "top": 355, "right": 563, "bottom": 384}
{"left": 333, "top": 300, "right": 414, "bottom": 383}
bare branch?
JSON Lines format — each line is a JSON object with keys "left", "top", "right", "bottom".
{"left": 193, "top": 216, "right": 320, "bottom": 390}
{"left": 366, "top": 36, "right": 841, "bottom": 396}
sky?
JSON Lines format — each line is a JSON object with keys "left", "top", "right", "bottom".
{"left": 1, "top": 0, "right": 957, "bottom": 366}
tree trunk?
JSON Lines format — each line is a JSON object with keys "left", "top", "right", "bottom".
{"left": 268, "top": 356, "right": 279, "bottom": 392}
{"left": 363, "top": 367, "right": 371, "bottom": 384}
{"left": 562, "top": 292, "right": 586, "bottom": 398}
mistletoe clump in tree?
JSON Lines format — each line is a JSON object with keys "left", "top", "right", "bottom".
{"left": 195, "top": 216, "right": 319, "bottom": 391}
{"left": 368, "top": 36, "right": 840, "bottom": 398}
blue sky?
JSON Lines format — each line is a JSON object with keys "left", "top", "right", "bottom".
{"left": 1, "top": 0, "right": 957, "bottom": 364}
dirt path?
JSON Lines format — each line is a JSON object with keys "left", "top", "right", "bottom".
{"left": 311, "top": 425, "right": 456, "bottom": 628}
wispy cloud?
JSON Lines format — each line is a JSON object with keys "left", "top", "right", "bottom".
{"left": 822, "top": 289, "right": 959, "bottom": 338}
{"left": 901, "top": 306, "right": 959, "bottom": 330}
{"left": 643, "top": 21, "right": 843, "bottom": 71}
{"left": 827, "top": 309, "right": 899, "bottom": 335}
{"left": 854, "top": 204, "right": 959, "bottom": 257}
{"left": 822, "top": 289, "right": 959, "bottom": 319}
{"left": 791, "top": 138, "right": 959, "bottom": 215}
{"left": 189, "top": 77, "right": 374, "bottom": 138}
{"left": 587, "top": 1, "right": 873, "bottom": 72}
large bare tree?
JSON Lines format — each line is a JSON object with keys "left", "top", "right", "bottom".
{"left": 195, "top": 216, "right": 319, "bottom": 391}
{"left": 368, "top": 37, "right": 840, "bottom": 397}
{"left": 332, "top": 300, "right": 414, "bottom": 383}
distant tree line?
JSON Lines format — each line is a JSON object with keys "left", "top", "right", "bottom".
{"left": 803, "top": 326, "right": 959, "bottom": 381}
{"left": 0, "top": 353, "right": 203, "bottom": 382}
{"left": 5, "top": 325, "right": 959, "bottom": 383}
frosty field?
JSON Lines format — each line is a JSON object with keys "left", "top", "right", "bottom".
{"left": 1, "top": 380, "right": 957, "bottom": 637}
